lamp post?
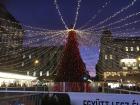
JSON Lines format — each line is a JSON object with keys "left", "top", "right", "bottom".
{"left": 34, "top": 59, "right": 39, "bottom": 76}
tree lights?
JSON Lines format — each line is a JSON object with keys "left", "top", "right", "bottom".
{"left": 55, "top": 29, "right": 86, "bottom": 82}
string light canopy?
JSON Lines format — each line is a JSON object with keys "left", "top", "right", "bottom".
{"left": 0, "top": 0, "right": 139, "bottom": 80}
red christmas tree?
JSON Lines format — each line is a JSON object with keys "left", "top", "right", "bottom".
{"left": 55, "top": 30, "right": 86, "bottom": 82}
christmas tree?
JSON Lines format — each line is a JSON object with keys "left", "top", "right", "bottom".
{"left": 55, "top": 29, "right": 86, "bottom": 82}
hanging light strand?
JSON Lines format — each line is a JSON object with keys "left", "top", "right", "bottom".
{"left": 54, "top": 0, "right": 68, "bottom": 30}
{"left": 73, "top": 0, "right": 82, "bottom": 29}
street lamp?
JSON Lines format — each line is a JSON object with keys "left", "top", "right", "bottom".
{"left": 34, "top": 59, "right": 39, "bottom": 76}
{"left": 137, "top": 57, "right": 140, "bottom": 61}
{"left": 34, "top": 59, "right": 39, "bottom": 64}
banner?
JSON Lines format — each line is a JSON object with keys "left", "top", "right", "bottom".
{"left": 41, "top": 93, "right": 140, "bottom": 105}
{"left": 69, "top": 93, "right": 140, "bottom": 105}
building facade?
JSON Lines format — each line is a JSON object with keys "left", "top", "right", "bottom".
{"left": 0, "top": 3, "right": 63, "bottom": 78}
{"left": 0, "top": 3, "right": 24, "bottom": 73}
{"left": 20, "top": 46, "right": 63, "bottom": 77}
{"left": 96, "top": 29, "right": 140, "bottom": 82}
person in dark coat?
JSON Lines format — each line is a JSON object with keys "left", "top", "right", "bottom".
{"left": 41, "top": 93, "right": 71, "bottom": 105}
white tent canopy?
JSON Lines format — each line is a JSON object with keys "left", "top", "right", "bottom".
{"left": 0, "top": 72, "right": 37, "bottom": 80}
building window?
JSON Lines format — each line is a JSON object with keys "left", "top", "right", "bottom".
{"left": 46, "top": 71, "right": 49, "bottom": 76}
{"left": 105, "top": 55, "right": 108, "bottom": 60}
{"left": 136, "top": 46, "right": 139, "bottom": 51}
{"left": 40, "top": 71, "right": 43, "bottom": 76}
{"left": 29, "top": 54, "right": 32, "bottom": 59}
{"left": 120, "top": 59, "right": 137, "bottom": 69}
{"left": 133, "top": 62, "right": 137, "bottom": 67}
{"left": 122, "top": 67, "right": 128, "bottom": 70}
{"left": 27, "top": 71, "right": 30, "bottom": 76}
{"left": 21, "top": 62, "right": 24, "bottom": 67}
{"left": 110, "top": 55, "right": 113, "bottom": 59}
{"left": 33, "top": 71, "right": 36, "bottom": 76}
{"left": 130, "top": 47, "right": 134, "bottom": 51}
{"left": 23, "top": 55, "right": 25, "bottom": 59}
{"left": 125, "top": 47, "right": 128, "bottom": 51}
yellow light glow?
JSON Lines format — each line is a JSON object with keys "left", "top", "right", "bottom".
{"left": 138, "top": 57, "right": 140, "bottom": 61}
{"left": 34, "top": 60, "right": 39, "bottom": 64}
{"left": 66, "top": 29, "right": 76, "bottom": 32}
{"left": 120, "top": 59, "right": 137, "bottom": 63}
{"left": 108, "top": 83, "right": 120, "bottom": 88}
{"left": 120, "top": 59, "right": 137, "bottom": 67}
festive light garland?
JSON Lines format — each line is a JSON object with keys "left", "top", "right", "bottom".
{"left": 73, "top": 0, "right": 82, "bottom": 29}
{"left": 0, "top": 47, "right": 62, "bottom": 75}
{"left": 93, "top": 11, "right": 140, "bottom": 31}
{"left": 0, "top": 17, "right": 53, "bottom": 31}
{"left": 79, "top": 0, "right": 111, "bottom": 29}
{"left": 0, "top": 0, "right": 140, "bottom": 78}
{"left": 84, "top": 0, "right": 137, "bottom": 31}
{"left": 54, "top": 0, "right": 68, "bottom": 30}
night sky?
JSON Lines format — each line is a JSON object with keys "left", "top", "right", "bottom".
{"left": 4, "top": 0, "right": 140, "bottom": 76}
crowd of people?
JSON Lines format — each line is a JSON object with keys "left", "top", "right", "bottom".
{"left": 1, "top": 81, "right": 140, "bottom": 93}
{"left": 119, "top": 85, "right": 140, "bottom": 92}
{"left": 0, "top": 82, "right": 28, "bottom": 88}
